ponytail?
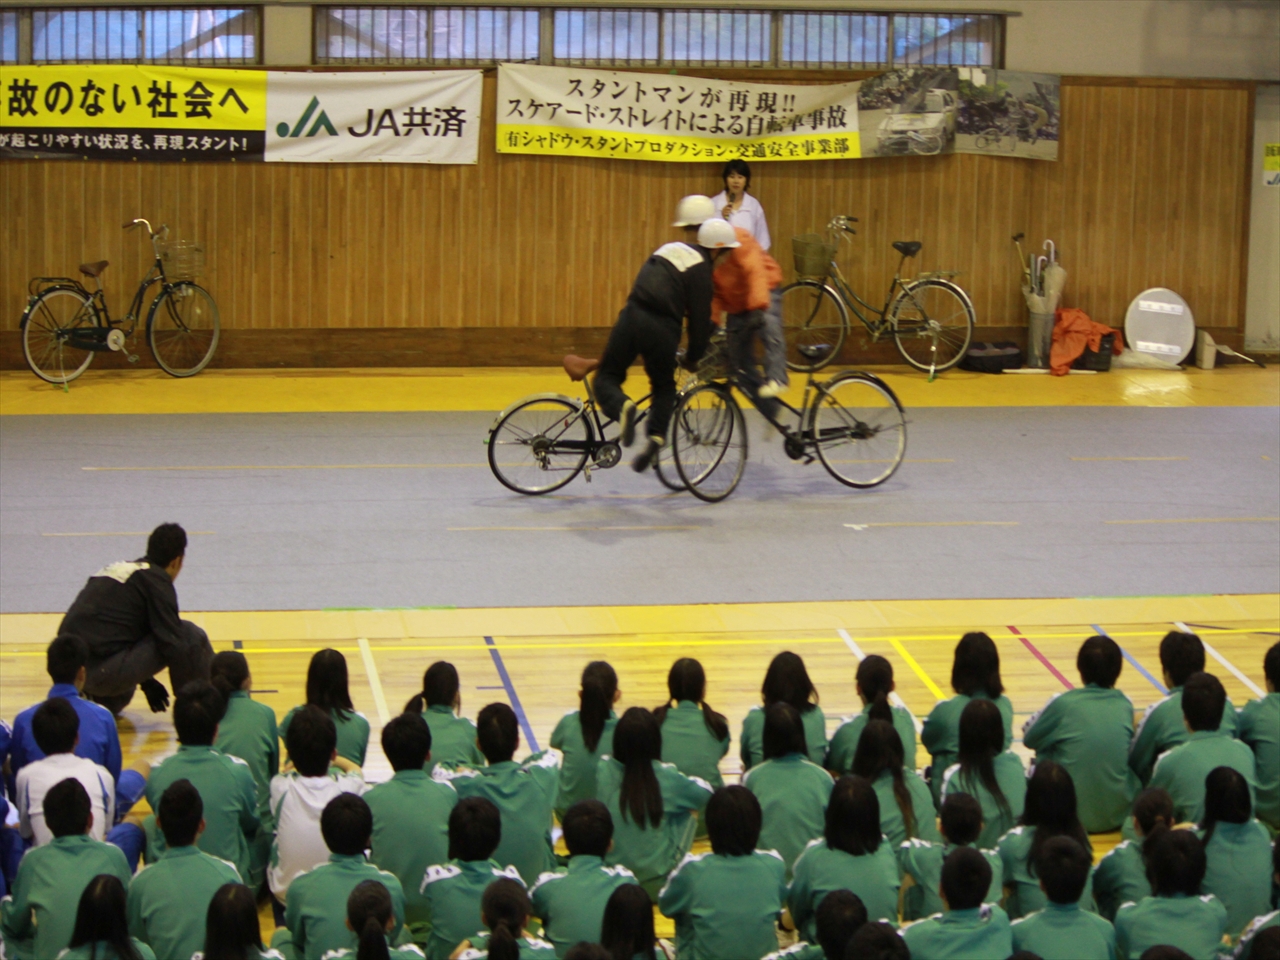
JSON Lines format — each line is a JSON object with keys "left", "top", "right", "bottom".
{"left": 481, "top": 879, "right": 531, "bottom": 960}
{"left": 405, "top": 661, "right": 460, "bottom": 715}
{"left": 867, "top": 693, "right": 893, "bottom": 724}
{"left": 347, "top": 881, "right": 393, "bottom": 960}
{"left": 654, "top": 659, "right": 729, "bottom": 742}
{"left": 957, "top": 700, "right": 1010, "bottom": 822}
{"left": 357, "top": 915, "right": 390, "bottom": 960}
{"left": 852, "top": 719, "right": 916, "bottom": 838}
{"left": 857, "top": 656, "right": 894, "bottom": 710}
{"left": 210, "top": 651, "right": 250, "bottom": 703}
{"left": 579, "top": 662, "right": 618, "bottom": 753}
{"left": 614, "top": 708, "right": 664, "bottom": 829}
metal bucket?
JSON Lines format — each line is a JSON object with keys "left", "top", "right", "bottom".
{"left": 1027, "top": 310, "right": 1054, "bottom": 368}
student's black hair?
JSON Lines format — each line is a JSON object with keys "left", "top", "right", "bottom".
{"left": 202, "top": 883, "right": 264, "bottom": 960}
{"left": 1022, "top": 760, "right": 1091, "bottom": 876}
{"left": 844, "top": 921, "right": 909, "bottom": 960}
{"left": 157, "top": 778, "right": 204, "bottom": 848}
{"left": 940, "top": 845, "right": 992, "bottom": 911}
{"left": 721, "top": 158, "right": 751, "bottom": 189}
{"left": 1138, "top": 948, "right": 1194, "bottom": 960}
{"left": 601, "top": 883, "right": 658, "bottom": 960}
{"left": 761, "top": 651, "right": 819, "bottom": 713}
{"left": 951, "top": 632, "right": 1004, "bottom": 698}
{"left": 705, "top": 785, "right": 762, "bottom": 857}
{"left": 476, "top": 702, "right": 519, "bottom": 763}
{"left": 45, "top": 777, "right": 92, "bottom": 837}
{"left": 1132, "top": 787, "right": 1176, "bottom": 840}
{"left": 564, "top": 944, "right": 612, "bottom": 960}
{"left": 68, "top": 874, "right": 141, "bottom": 960}
{"left": 448, "top": 796, "right": 502, "bottom": 861}
{"left": 348, "top": 879, "right": 394, "bottom": 960}
{"left": 405, "top": 661, "right": 461, "bottom": 715}
{"left": 286, "top": 704, "right": 338, "bottom": 777}
{"left": 321, "top": 793, "right": 373, "bottom": 856}
{"left": 1035, "top": 835, "right": 1091, "bottom": 905}
{"left": 956, "top": 698, "right": 1010, "bottom": 822}
{"left": 1143, "top": 828, "right": 1206, "bottom": 897}
{"left": 613, "top": 707, "right": 664, "bottom": 829}
{"left": 209, "top": 650, "right": 251, "bottom": 702}
{"left": 653, "top": 658, "right": 729, "bottom": 742}
{"left": 1265, "top": 641, "right": 1280, "bottom": 690}
{"left": 1159, "top": 631, "right": 1205, "bottom": 688}
{"left": 482, "top": 877, "right": 531, "bottom": 960}
{"left": 814, "top": 890, "right": 867, "bottom": 960}
{"left": 578, "top": 661, "right": 618, "bottom": 753}
{"left": 826, "top": 775, "right": 881, "bottom": 856}
{"left": 856, "top": 655, "right": 895, "bottom": 713}
{"left": 46, "top": 635, "right": 89, "bottom": 684}
{"left": 1181, "top": 672, "right": 1226, "bottom": 732}
{"left": 1247, "top": 927, "right": 1280, "bottom": 960}
{"left": 32, "top": 696, "right": 79, "bottom": 755}
{"left": 762, "top": 702, "right": 807, "bottom": 760}
{"left": 1201, "top": 765, "right": 1251, "bottom": 846}
{"left": 1077, "top": 635, "right": 1123, "bottom": 688}
{"left": 939, "top": 791, "right": 984, "bottom": 847}
{"left": 852, "top": 718, "right": 917, "bottom": 838}
{"left": 173, "top": 680, "right": 227, "bottom": 746}
{"left": 146, "top": 521, "right": 187, "bottom": 568}
{"left": 381, "top": 713, "right": 432, "bottom": 772}
{"left": 306, "top": 648, "right": 355, "bottom": 720}
{"left": 562, "top": 799, "right": 612, "bottom": 858}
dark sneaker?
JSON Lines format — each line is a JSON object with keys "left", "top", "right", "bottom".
{"left": 619, "top": 400, "right": 638, "bottom": 447}
{"left": 632, "top": 437, "right": 662, "bottom": 472}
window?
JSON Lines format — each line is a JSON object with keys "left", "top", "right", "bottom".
{"left": 664, "top": 9, "right": 770, "bottom": 67}
{"left": 892, "top": 12, "right": 1001, "bottom": 68}
{"left": 1, "top": 9, "right": 20, "bottom": 63}
{"left": 28, "top": 7, "right": 257, "bottom": 64}
{"left": 316, "top": 6, "right": 538, "bottom": 65}
{"left": 432, "top": 7, "right": 539, "bottom": 64}
{"left": 554, "top": 8, "right": 657, "bottom": 66}
{"left": 780, "top": 12, "right": 890, "bottom": 68}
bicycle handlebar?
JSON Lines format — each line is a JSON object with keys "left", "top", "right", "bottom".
{"left": 123, "top": 218, "right": 168, "bottom": 241}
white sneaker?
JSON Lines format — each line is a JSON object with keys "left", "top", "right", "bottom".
{"left": 758, "top": 380, "right": 786, "bottom": 399}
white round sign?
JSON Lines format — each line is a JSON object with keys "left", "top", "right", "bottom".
{"left": 1124, "top": 287, "right": 1195, "bottom": 365}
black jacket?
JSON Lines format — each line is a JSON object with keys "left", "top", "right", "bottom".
{"left": 626, "top": 242, "right": 714, "bottom": 366}
{"left": 59, "top": 558, "right": 184, "bottom": 659}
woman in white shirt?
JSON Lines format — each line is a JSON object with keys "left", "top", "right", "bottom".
{"left": 710, "top": 159, "right": 771, "bottom": 252}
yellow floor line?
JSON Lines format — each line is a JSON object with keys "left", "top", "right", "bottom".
{"left": 1070, "top": 456, "right": 1190, "bottom": 461}
{"left": 446, "top": 525, "right": 700, "bottom": 532}
{"left": 845, "top": 521, "right": 1019, "bottom": 528}
{"left": 888, "top": 635, "right": 947, "bottom": 700}
{"left": 42, "top": 530, "right": 217, "bottom": 537}
{"left": 1104, "top": 517, "right": 1279, "bottom": 525}
{"left": 356, "top": 637, "right": 391, "bottom": 724}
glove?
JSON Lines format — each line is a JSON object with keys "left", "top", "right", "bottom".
{"left": 140, "top": 678, "right": 170, "bottom": 713}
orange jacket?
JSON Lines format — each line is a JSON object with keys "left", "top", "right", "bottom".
{"left": 1050, "top": 307, "right": 1122, "bottom": 376}
{"left": 712, "top": 226, "right": 783, "bottom": 316}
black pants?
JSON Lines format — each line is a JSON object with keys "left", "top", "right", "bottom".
{"left": 84, "top": 620, "right": 214, "bottom": 714}
{"left": 594, "top": 305, "right": 682, "bottom": 443}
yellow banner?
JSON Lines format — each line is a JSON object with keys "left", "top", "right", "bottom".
{"left": 497, "top": 124, "right": 861, "bottom": 163}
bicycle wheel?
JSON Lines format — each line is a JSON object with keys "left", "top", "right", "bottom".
{"left": 812, "top": 372, "right": 907, "bottom": 488}
{"left": 779, "top": 280, "right": 849, "bottom": 373}
{"left": 147, "top": 282, "right": 220, "bottom": 377}
{"left": 488, "top": 396, "right": 592, "bottom": 494}
{"left": 22, "top": 287, "right": 97, "bottom": 384}
{"left": 652, "top": 445, "right": 685, "bottom": 492}
{"left": 671, "top": 383, "right": 747, "bottom": 503}
{"left": 889, "top": 278, "right": 975, "bottom": 374}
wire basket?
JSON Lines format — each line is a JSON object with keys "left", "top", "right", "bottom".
{"left": 792, "top": 234, "right": 836, "bottom": 277}
{"left": 160, "top": 239, "right": 206, "bottom": 280}
{"left": 696, "top": 331, "right": 730, "bottom": 382}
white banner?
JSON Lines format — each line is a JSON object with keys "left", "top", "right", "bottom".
{"left": 265, "top": 70, "right": 481, "bottom": 164}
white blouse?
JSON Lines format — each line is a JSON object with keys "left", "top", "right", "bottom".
{"left": 709, "top": 191, "right": 771, "bottom": 252}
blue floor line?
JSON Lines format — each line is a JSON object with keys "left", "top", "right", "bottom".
{"left": 1092, "top": 624, "right": 1167, "bottom": 694}
{"left": 485, "top": 635, "right": 539, "bottom": 752}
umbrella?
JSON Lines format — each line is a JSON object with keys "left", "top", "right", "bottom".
{"left": 1042, "top": 261, "right": 1067, "bottom": 314}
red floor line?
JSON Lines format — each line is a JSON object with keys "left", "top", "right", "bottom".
{"left": 1007, "top": 625, "right": 1075, "bottom": 689}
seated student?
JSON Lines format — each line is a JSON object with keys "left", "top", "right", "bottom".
{"left": 319, "top": 880, "right": 428, "bottom": 960}
{"left": 405, "top": 662, "right": 485, "bottom": 773}
{"left": 740, "top": 652, "right": 827, "bottom": 771}
{"left": 900, "top": 846, "right": 1014, "bottom": 959}
{"left": 1233, "top": 842, "right": 1280, "bottom": 960}
{"left": 1198, "top": 766, "right": 1272, "bottom": 937}
{"left": 436, "top": 703, "right": 560, "bottom": 887}
{"left": 598, "top": 882, "right": 660, "bottom": 960}
{"left": 15, "top": 698, "right": 116, "bottom": 846}
{"left": 941, "top": 698, "right": 1027, "bottom": 849}
{"left": 1130, "top": 631, "right": 1238, "bottom": 785}
{"left": 852, "top": 710, "right": 940, "bottom": 847}
{"left": 789, "top": 775, "right": 900, "bottom": 936}
{"left": 658, "top": 785, "right": 787, "bottom": 960}
{"left": 420, "top": 797, "right": 525, "bottom": 960}
{"left": 826, "top": 655, "right": 918, "bottom": 775}
{"left": 845, "top": 921, "right": 909, "bottom": 960}
{"left": 550, "top": 662, "right": 620, "bottom": 817}
{"left": 741, "top": 703, "right": 834, "bottom": 874}
{"left": 1113, "top": 829, "right": 1227, "bottom": 960}
{"left": 595, "top": 707, "right": 713, "bottom": 898}
{"left": 127, "top": 779, "right": 241, "bottom": 960}
{"left": 562, "top": 946, "right": 610, "bottom": 960}
{"left": 1094, "top": 788, "right": 1175, "bottom": 921}
{"left": 900, "top": 792, "right": 1004, "bottom": 922}
{"left": 530, "top": 800, "right": 638, "bottom": 957}
{"left": 1149, "top": 672, "right": 1257, "bottom": 823}
{"left": 1237, "top": 642, "right": 1280, "bottom": 831}
{"left": 145, "top": 681, "right": 259, "bottom": 880}
{"left": 654, "top": 658, "right": 731, "bottom": 791}
{"left": 455, "top": 878, "right": 557, "bottom": 958}
{"left": 998, "top": 761, "right": 1095, "bottom": 919}
{"left": 1010, "top": 837, "right": 1115, "bottom": 959}
{"left": 0, "top": 779, "right": 133, "bottom": 960}
{"left": 281, "top": 649, "right": 371, "bottom": 767}
{"left": 922, "top": 632, "right": 1016, "bottom": 806}
{"left": 269, "top": 704, "right": 368, "bottom": 903}
{"left": 765, "top": 890, "right": 867, "bottom": 960}
{"left": 60, "top": 875, "right": 157, "bottom": 960}
{"left": 1023, "top": 635, "right": 1141, "bottom": 832}
{"left": 198, "top": 882, "right": 288, "bottom": 960}
{"left": 279, "top": 794, "right": 406, "bottom": 960}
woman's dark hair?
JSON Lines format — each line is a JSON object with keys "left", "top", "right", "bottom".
{"left": 761, "top": 651, "right": 818, "bottom": 713}
{"left": 762, "top": 702, "right": 807, "bottom": 760}
{"left": 1022, "top": 760, "right": 1090, "bottom": 874}
{"left": 579, "top": 661, "right": 618, "bottom": 753}
{"left": 721, "top": 158, "right": 751, "bottom": 190}
{"left": 405, "top": 661, "right": 460, "bottom": 714}
{"left": 482, "top": 878, "right": 531, "bottom": 960}
{"left": 857, "top": 655, "right": 895, "bottom": 713}
{"left": 306, "top": 648, "right": 354, "bottom": 719}
{"left": 613, "top": 707, "right": 664, "bottom": 829}
{"left": 68, "top": 874, "right": 140, "bottom": 960}
{"left": 1264, "top": 641, "right": 1280, "bottom": 689}
{"left": 654, "top": 658, "right": 729, "bottom": 742}
{"left": 601, "top": 883, "right": 658, "bottom": 960}
{"left": 956, "top": 698, "right": 1010, "bottom": 822}
{"left": 1201, "top": 766, "right": 1251, "bottom": 846}
{"left": 852, "top": 718, "right": 916, "bottom": 838}
{"left": 1077, "top": 636, "right": 1123, "bottom": 688}
{"left": 705, "top": 785, "right": 762, "bottom": 857}
{"left": 951, "top": 632, "right": 1004, "bottom": 698}
{"left": 202, "top": 883, "right": 264, "bottom": 960}
{"left": 210, "top": 650, "right": 250, "bottom": 702}
{"left": 1133, "top": 787, "right": 1175, "bottom": 839}
{"left": 1143, "top": 828, "right": 1206, "bottom": 897}
{"left": 826, "top": 775, "right": 881, "bottom": 856}
{"left": 348, "top": 879, "right": 393, "bottom": 960}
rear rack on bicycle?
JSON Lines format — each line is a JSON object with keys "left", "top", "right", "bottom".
{"left": 28, "top": 276, "right": 82, "bottom": 297}
{"left": 159, "top": 239, "right": 205, "bottom": 280}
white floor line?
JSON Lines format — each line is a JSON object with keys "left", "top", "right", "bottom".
{"left": 838, "top": 627, "right": 924, "bottom": 733}
{"left": 1174, "top": 621, "right": 1265, "bottom": 698}
{"left": 357, "top": 636, "right": 392, "bottom": 724}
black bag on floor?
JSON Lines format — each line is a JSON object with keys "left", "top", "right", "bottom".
{"left": 960, "top": 341, "right": 1024, "bottom": 373}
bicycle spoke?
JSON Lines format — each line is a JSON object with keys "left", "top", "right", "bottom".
{"left": 148, "top": 283, "right": 219, "bottom": 377}
{"left": 488, "top": 398, "right": 592, "bottom": 494}
{"left": 890, "top": 279, "right": 974, "bottom": 374}
{"left": 22, "top": 288, "right": 96, "bottom": 384}
{"left": 813, "top": 374, "right": 907, "bottom": 488}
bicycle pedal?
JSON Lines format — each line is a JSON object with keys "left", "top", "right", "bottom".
{"left": 126, "top": 354, "right": 140, "bottom": 363}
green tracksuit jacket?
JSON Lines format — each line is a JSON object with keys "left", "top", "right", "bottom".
{"left": 419, "top": 860, "right": 524, "bottom": 960}
{"left": 1200, "top": 820, "right": 1273, "bottom": 937}
{"left": 420, "top": 705, "right": 485, "bottom": 773}
{"left": 284, "top": 853, "right": 406, "bottom": 960}
{"left": 215, "top": 689, "right": 279, "bottom": 886}
{"left": 1149, "top": 730, "right": 1257, "bottom": 823}
{"left": 870, "top": 767, "right": 941, "bottom": 848}
{"left": 322, "top": 942, "right": 426, "bottom": 960}
{"left": 740, "top": 705, "right": 827, "bottom": 771}
{"left": 57, "top": 938, "right": 157, "bottom": 959}
{"left": 826, "top": 702, "right": 919, "bottom": 774}
{"left": 548, "top": 709, "right": 617, "bottom": 815}
{"left": 280, "top": 706, "right": 370, "bottom": 768}
{"left": 127, "top": 844, "right": 241, "bottom": 960}
{"left": 901, "top": 904, "right": 1013, "bottom": 960}
{"left": 529, "top": 855, "right": 638, "bottom": 958}
{"left": 1129, "top": 686, "right": 1238, "bottom": 785}
{"left": 457, "top": 932, "right": 558, "bottom": 959}
{"left": 898, "top": 838, "right": 1004, "bottom": 922}
{"left": 997, "top": 825, "right": 1096, "bottom": 919}
{"left": 1010, "top": 902, "right": 1117, "bottom": 960}
{"left": 1235, "top": 911, "right": 1280, "bottom": 960}
{"left": 1237, "top": 692, "right": 1280, "bottom": 830}
{"left": 741, "top": 752, "right": 833, "bottom": 875}
{"left": 658, "top": 850, "right": 788, "bottom": 960}
{"left": 1113, "top": 893, "right": 1228, "bottom": 960}
{"left": 658, "top": 702, "right": 729, "bottom": 790}
{"left": 788, "top": 838, "right": 900, "bottom": 937}
{"left": 940, "top": 750, "right": 1027, "bottom": 849}
{"left": 922, "top": 692, "right": 1015, "bottom": 805}
{"left": 764, "top": 944, "right": 825, "bottom": 960}
{"left": 1092, "top": 839, "right": 1150, "bottom": 921}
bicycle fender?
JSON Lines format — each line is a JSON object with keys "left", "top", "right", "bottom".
{"left": 487, "top": 393, "right": 585, "bottom": 434}
{"left": 823, "top": 370, "right": 905, "bottom": 410}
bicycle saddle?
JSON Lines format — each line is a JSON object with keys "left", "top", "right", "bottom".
{"left": 798, "top": 343, "right": 833, "bottom": 361}
{"left": 79, "top": 260, "right": 109, "bottom": 278}
{"left": 892, "top": 242, "right": 922, "bottom": 259}
{"left": 563, "top": 355, "right": 600, "bottom": 382}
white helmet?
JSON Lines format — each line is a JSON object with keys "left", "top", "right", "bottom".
{"left": 697, "top": 218, "right": 740, "bottom": 249}
{"left": 672, "top": 195, "right": 717, "bottom": 227}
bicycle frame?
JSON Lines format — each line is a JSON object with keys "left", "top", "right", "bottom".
{"left": 822, "top": 254, "right": 914, "bottom": 341}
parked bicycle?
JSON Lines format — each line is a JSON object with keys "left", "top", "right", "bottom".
{"left": 20, "top": 218, "right": 220, "bottom": 384}
{"left": 780, "top": 216, "right": 975, "bottom": 378}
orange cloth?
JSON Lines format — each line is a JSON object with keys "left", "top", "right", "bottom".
{"left": 712, "top": 226, "right": 783, "bottom": 316}
{"left": 1049, "top": 307, "right": 1122, "bottom": 376}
